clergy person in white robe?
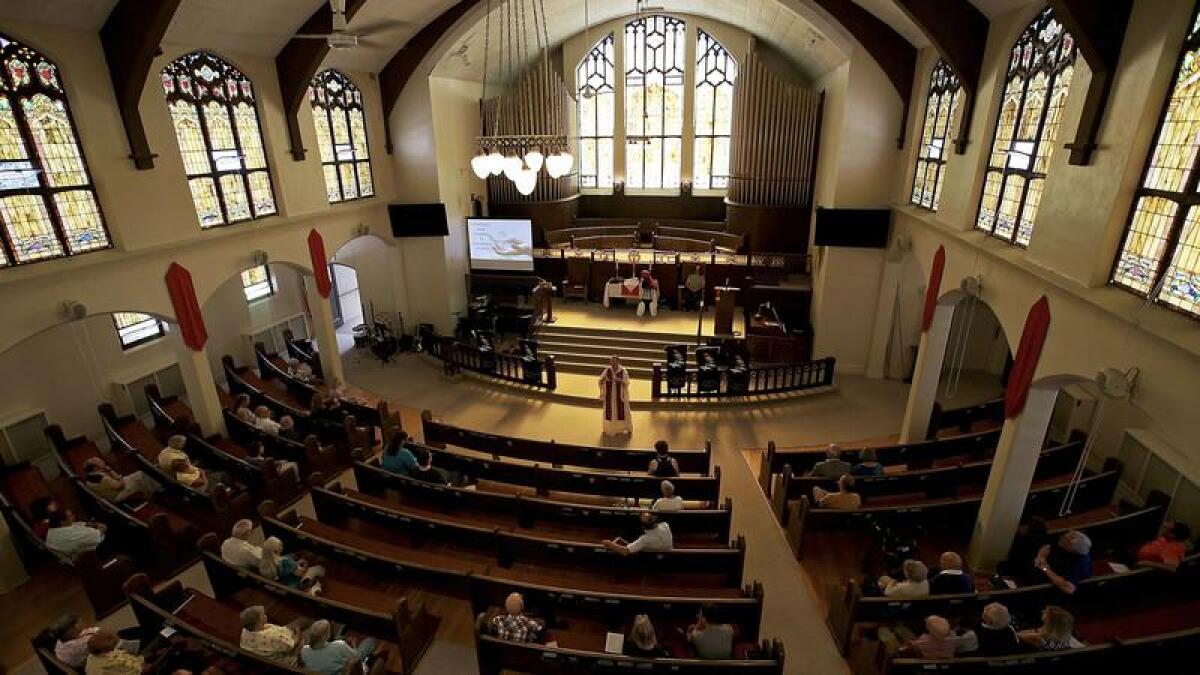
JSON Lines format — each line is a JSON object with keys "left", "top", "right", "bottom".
{"left": 599, "top": 356, "right": 633, "bottom": 436}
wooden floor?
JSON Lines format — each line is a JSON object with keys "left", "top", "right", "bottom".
{"left": 0, "top": 562, "right": 93, "bottom": 672}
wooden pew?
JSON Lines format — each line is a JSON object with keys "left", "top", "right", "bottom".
{"left": 0, "top": 463, "right": 134, "bottom": 616}
{"left": 420, "top": 410, "right": 712, "bottom": 474}
{"left": 770, "top": 437, "right": 1087, "bottom": 524}
{"left": 46, "top": 425, "right": 198, "bottom": 576}
{"left": 197, "top": 534, "right": 438, "bottom": 674}
{"left": 927, "top": 397, "right": 1004, "bottom": 439}
{"left": 222, "top": 407, "right": 342, "bottom": 478}
{"left": 282, "top": 328, "right": 324, "bottom": 380}
{"left": 352, "top": 461, "right": 733, "bottom": 542}
{"left": 254, "top": 342, "right": 389, "bottom": 434}
{"left": 475, "top": 633, "right": 783, "bottom": 675}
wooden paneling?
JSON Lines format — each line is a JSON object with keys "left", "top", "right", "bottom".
{"left": 726, "top": 202, "right": 811, "bottom": 253}
{"left": 489, "top": 196, "right": 578, "bottom": 246}
{"left": 576, "top": 194, "right": 726, "bottom": 221}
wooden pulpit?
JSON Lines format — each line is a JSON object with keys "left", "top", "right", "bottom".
{"left": 714, "top": 286, "right": 739, "bottom": 336}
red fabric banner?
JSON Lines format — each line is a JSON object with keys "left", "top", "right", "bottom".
{"left": 921, "top": 246, "right": 946, "bottom": 332}
{"left": 165, "top": 262, "right": 208, "bottom": 351}
{"left": 308, "top": 229, "right": 332, "bottom": 298}
{"left": 1005, "top": 295, "right": 1051, "bottom": 419}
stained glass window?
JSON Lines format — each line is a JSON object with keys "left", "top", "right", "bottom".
{"left": 577, "top": 34, "right": 615, "bottom": 189}
{"left": 694, "top": 30, "right": 737, "bottom": 191}
{"left": 625, "top": 16, "right": 685, "bottom": 190}
{"left": 309, "top": 70, "right": 373, "bottom": 203}
{"left": 975, "top": 7, "right": 1075, "bottom": 246}
{"left": 113, "top": 312, "right": 167, "bottom": 349}
{"left": 241, "top": 264, "right": 274, "bottom": 302}
{"left": 911, "top": 59, "right": 961, "bottom": 211}
{"left": 0, "top": 34, "right": 110, "bottom": 267}
{"left": 162, "top": 52, "right": 276, "bottom": 229}
{"left": 1111, "top": 6, "right": 1200, "bottom": 317}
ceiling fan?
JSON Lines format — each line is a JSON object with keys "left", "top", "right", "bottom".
{"left": 293, "top": 0, "right": 410, "bottom": 50}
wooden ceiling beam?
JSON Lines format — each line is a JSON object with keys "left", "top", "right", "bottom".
{"left": 100, "top": 0, "right": 183, "bottom": 170}
{"left": 1048, "top": 0, "right": 1133, "bottom": 165}
{"left": 892, "top": 0, "right": 988, "bottom": 154}
{"left": 811, "top": 0, "right": 917, "bottom": 148}
{"left": 276, "top": 0, "right": 369, "bottom": 161}
{"left": 379, "top": 0, "right": 483, "bottom": 154}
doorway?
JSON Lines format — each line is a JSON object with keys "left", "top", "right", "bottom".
{"left": 329, "top": 263, "right": 362, "bottom": 331}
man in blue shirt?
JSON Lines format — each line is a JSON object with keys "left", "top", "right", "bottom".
{"left": 381, "top": 431, "right": 418, "bottom": 476}
{"left": 301, "top": 620, "right": 376, "bottom": 675}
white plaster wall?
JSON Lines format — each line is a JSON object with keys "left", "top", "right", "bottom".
{"left": 331, "top": 236, "right": 407, "bottom": 327}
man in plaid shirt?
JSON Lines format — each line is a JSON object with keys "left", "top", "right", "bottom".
{"left": 489, "top": 593, "right": 544, "bottom": 643}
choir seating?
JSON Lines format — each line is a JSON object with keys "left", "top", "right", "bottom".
{"left": 197, "top": 534, "right": 439, "bottom": 674}
{"left": 0, "top": 462, "right": 134, "bottom": 616}
{"left": 421, "top": 410, "right": 712, "bottom": 474}
{"left": 352, "top": 461, "right": 733, "bottom": 542}
{"left": 46, "top": 424, "right": 198, "bottom": 576}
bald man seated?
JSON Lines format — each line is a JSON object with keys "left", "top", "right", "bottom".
{"left": 488, "top": 593, "right": 545, "bottom": 643}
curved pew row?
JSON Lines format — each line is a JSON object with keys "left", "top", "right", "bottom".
{"left": 926, "top": 397, "right": 1004, "bottom": 439}
{"left": 253, "top": 343, "right": 392, "bottom": 434}
{"left": 785, "top": 459, "right": 1125, "bottom": 559}
{"left": 0, "top": 463, "right": 134, "bottom": 616}
{"left": 196, "top": 534, "right": 438, "bottom": 674}
{"left": 46, "top": 424, "right": 198, "bottom": 576}
{"left": 352, "top": 461, "right": 732, "bottom": 542}
{"left": 221, "top": 406, "right": 345, "bottom": 478}
{"left": 770, "top": 436, "right": 1087, "bottom": 524}
{"left": 420, "top": 410, "right": 713, "bottom": 474}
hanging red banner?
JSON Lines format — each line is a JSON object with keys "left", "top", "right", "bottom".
{"left": 308, "top": 229, "right": 332, "bottom": 299}
{"left": 1005, "top": 295, "right": 1051, "bottom": 419}
{"left": 165, "top": 262, "right": 208, "bottom": 351}
{"left": 921, "top": 245, "right": 946, "bottom": 332}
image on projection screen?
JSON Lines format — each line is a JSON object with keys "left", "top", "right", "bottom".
{"left": 467, "top": 218, "right": 534, "bottom": 271}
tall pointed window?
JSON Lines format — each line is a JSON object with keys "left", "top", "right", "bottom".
{"left": 577, "top": 34, "right": 615, "bottom": 189}
{"left": 694, "top": 29, "right": 737, "bottom": 191}
{"left": 1112, "top": 7, "right": 1200, "bottom": 317}
{"left": 911, "top": 59, "right": 961, "bottom": 211}
{"left": 310, "top": 70, "right": 373, "bottom": 204}
{"left": 0, "top": 34, "right": 110, "bottom": 267}
{"left": 625, "top": 16, "right": 685, "bottom": 190}
{"left": 976, "top": 7, "right": 1075, "bottom": 246}
{"left": 161, "top": 52, "right": 276, "bottom": 229}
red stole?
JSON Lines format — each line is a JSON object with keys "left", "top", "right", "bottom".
{"left": 603, "top": 368, "right": 626, "bottom": 421}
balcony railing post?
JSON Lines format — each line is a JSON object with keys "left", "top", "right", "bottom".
{"left": 652, "top": 363, "right": 663, "bottom": 400}
{"left": 546, "top": 356, "right": 557, "bottom": 390}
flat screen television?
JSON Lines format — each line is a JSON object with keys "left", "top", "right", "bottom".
{"left": 466, "top": 218, "right": 535, "bottom": 271}
{"left": 813, "top": 207, "right": 891, "bottom": 248}
{"left": 389, "top": 203, "right": 449, "bottom": 237}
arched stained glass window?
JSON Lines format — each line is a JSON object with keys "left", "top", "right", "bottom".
{"left": 1111, "top": 6, "right": 1200, "bottom": 317}
{"left": 976, "top": 7, "right": 1075, "bottom": 246}
{"left": 911, "top": 59, "right": 961, "bottom": 211}
{"left": 310, "top": 70, "right": 373, "bottom": 204}
{"left": 577, "top": 34, "right": 615, "bottom": 189}
{"left": 161, "top": 52, "right": 276, "bottom": 229}
{"left": 625, "top": 16, "right": 685, "bottom": 190}
{"left": 694, "top": 29, "right": 737, "bottom": 191}
{"left": 0, "top": 34, "right": 110, "bottom": 267}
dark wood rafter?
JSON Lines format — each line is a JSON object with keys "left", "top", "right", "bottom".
{"left": 276, "top": 0, "right": 368, "bottom": 161}
{"left": 891, "top": 0, "right": 988, "bottom": 154}
{"left": 99, "top": 0, "right": 183, "bottom": 170}
{"left": 811, "top": 0, "right": 917, "bottom": 148}
{"left": 1048, "top": 0, "right": 1133, "bottom": 165}
{"left": 380, "top": 0, "right": 483, "bottom": 154}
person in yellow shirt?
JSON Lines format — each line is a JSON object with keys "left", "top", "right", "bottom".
{"left": 84, "top": 629, "right": 144, "bottom": 675}
{"left": 240, "top": 605, "right": 305, "bottom": 665}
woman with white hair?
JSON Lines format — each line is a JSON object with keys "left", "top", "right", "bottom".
{"left": 624, "top": 614, "right": 669, "bottom": 657}
{"left": 1034, "top": 530, "right": 1092, "bottom": 594}
{"left": 300, "top": 619, "right": 377, "bottom": 675}
{"left": 878, "top": 559, "right": 930, "bottom": 598}
{"left": 974, "top": 602, "right": 1021, "bottom": 656}
{"left": 259, "top": 536, "right": 325, "bottom": 594}
{"left": 1019, "top": 605, "right": 1084, "bottom": 650}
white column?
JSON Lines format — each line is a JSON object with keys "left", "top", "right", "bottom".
{"left": 967, "top": 385, "right": 1058, "bottom": 571}
{"left": 305, "top": 276, "right": 346, "bottom": 385}
{"left": 170, "top": 330, "right": 226, "bottom": 437}
{"left": 865, "top": 259, "right": 902, "bottom": 379}
{"left": 898, "top": 302, "right": 955, "bottom": 442}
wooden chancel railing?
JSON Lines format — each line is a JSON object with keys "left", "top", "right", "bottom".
{"left": 728, "top": 42, "right": 823, "bottom": 207}
{"left": 430, "top": 336, "right": 558, "bottom": 390}
{"left": 652, "top": 357, "right": 835, "bottom": 399}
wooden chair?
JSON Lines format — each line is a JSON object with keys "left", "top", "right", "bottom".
{"left": 562, "top": 258, "right": 590, "bottom": 301}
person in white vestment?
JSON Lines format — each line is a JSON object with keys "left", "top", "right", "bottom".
{"left": 599, "top": 356, "right": 633, "bottom": 436}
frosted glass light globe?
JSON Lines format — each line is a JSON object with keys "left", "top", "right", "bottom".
{"left": 524, "top": 150, "right": 544, "bottom": 172}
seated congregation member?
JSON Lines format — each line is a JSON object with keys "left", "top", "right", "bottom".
{"left": 1136, "top": 520, "right": 1192, "bottom": 572}
{"left": 221, "top": 519, "right": 262, "bottom": 570}
{"left": 625, "top": 614, "right": 670, "bottom": 657}
{"left": 687, "top": 603, "right": 734, "bottom": 660}
{"left": 972, "top": 603, "right": 1022, "bottom": 657}
{"left": 603, "top": 512, "right": 673, "bottom": 555}
{"left": 157, "top": 435, "right": 209, "bottom": 490}
{"left": 929, "top": 551, "right": 975, "bottom": 595}
{"left": 1034, "top": 530, "right": 1092, "bottom": 594}
{"left": 30, "top": 496, "right": 59, "bottom": 540}
{"left": 253, "top": 406, "right": 281, "bottom": 435}
{"left": 904, "top": 615, "right": 958, "bottom": 660}
{"left": 46, "top": 509, "right": 105, "bottom": 557}
{"left": 244, "top": 440, "right": 300, "bottom": 481}
{"left": 259, "top": 536, "right": 325, "bottom": 593}
{"left": 84, "top": 629, "right": 143, "bottom": 675}
{"left": 1018, "top": 605, "right": 1084, "bottom": 651}
{"left": 83, "top": 457, "right": 157, "bottom": 504}
{"left": 852, "top": 448, "right": 884, "bottom": 477}
{"left": 277, "top": 416, "right": 303, "bottom": 443}
{"left": 1002, "top": 515, "right": 1048, "bottom": 584}
{"left": 230, "top": 393, "right": 251, "bottom": 412}
{"left": 647, "top": 440, "right": 680, "bottom": 478}
{"left": 309, "top": 392, "right": 344, "bottom": 425}
{"left": 878, "top": 559, "right": 930, "bottom": 599}
{"left": 809, "top": 444, "right": 851, "bottom": 479}
{"left": 410, "top": 447, "right": 452, "bottom": 485}
{"left": 50, "top": 614, "right": 100, "bottom": 668}
{"left": 235, "top": 407, "right": 257, "bottom": 425}
{"left": 812, "top": 474, "right": 862, "bottom": 510}
{"left": 652, "top": 480, "right": 684, "bottom": 512}
{"left": 489, "top": 592, "right": 544, "bottom": 643}
{"left": 287, "top": 358, "right": 316, "bottom": 384}
{"left": 239, "top": 605, "right": 306, "bottom": 665}
{"left": 301, "top": 619, "right": 375, "bottom": 675}
{"left": 381, "top": 431, "right": 418, "bottom": 476}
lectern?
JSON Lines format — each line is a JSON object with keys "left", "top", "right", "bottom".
{"left": 714, "top": 286, "right": 739, "bottom": 336}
